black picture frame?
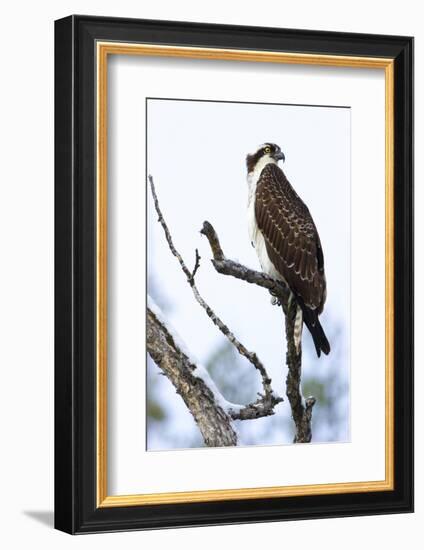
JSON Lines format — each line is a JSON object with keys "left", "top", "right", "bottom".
{"left": 55, "top": 14, "right": 413, "bottom": 534}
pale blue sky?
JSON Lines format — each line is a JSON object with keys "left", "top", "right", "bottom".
{"left": 147, "top": 98, "right": 351, "bottom": 447}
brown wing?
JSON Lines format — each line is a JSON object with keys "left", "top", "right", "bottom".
{"left": 255, "top": 163, "right": 326, "bottom": 313}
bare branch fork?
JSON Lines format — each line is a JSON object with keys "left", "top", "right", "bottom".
{"left": 148, "top": 176, "right": 283, "bottom": 440}
{"left": 200, "top": 220, "right": 316, "bottom": 443}
{"left": 148, "top": 175, "right": 315, "bottom": 444}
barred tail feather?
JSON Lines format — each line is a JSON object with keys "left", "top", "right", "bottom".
{"left": 293, "top": 306, "right": 303, "bottom": 353}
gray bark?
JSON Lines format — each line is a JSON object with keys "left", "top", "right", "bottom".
{"left": 284, "top": 300, "right": 316, "bottom": 443}
{"left": 148, "top": 175, "right": 315, "bottom": 445}
{"left": 147, "top": 307, "right": 238, "bottom": 447}
{"left": 147, "top": 176, "right": 283, "bottom": 447}
{"left": 201, "top": 221, "right": 316, "bottom": 443}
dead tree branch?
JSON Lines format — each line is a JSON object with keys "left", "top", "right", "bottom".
{"left": 147, "top": 305, "right": 237, "bottom": 446}
{"left": 148, "top": 176, "right": 283, "bottom": 446}
{"left": 201, "top": 221, "right": 290, "bottom": 312}
{"left": 148, "top": 300, "right": 283, "bottom": 441}
{"left": 200, "top": 220, "right": 316, "bottom": 443}
{"left": 284, "top": 299, "right": 316, "bottom": 443}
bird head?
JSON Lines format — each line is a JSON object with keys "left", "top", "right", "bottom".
{"left": 246, "top": 143, "right": 285, "bottom": 173}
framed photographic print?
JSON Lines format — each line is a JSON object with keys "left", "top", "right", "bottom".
{"left": 54, "top": 15, "right": 413, "bottom": 534}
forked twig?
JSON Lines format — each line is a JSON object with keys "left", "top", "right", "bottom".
{"left": 148, "top": 175, "right": 283, "bottom": 420}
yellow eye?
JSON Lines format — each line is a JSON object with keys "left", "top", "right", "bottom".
{"left": 264, "top": 146, "right": 271, "bottom": 154}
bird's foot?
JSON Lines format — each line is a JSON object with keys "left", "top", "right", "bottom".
{"left": 269, "top": 290, "right": 281, "bottom": 306}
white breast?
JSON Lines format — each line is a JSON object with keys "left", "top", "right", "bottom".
{"left": 247, "top": 157, "right": 284, "bottom": 282}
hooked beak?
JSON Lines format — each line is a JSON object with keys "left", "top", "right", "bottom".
{"left": 273, "top": 150, "right": 285, "bottom": 162}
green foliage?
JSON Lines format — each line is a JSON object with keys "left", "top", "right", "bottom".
{"left": 302, "top": 379, "right": 329, "bottom": 406}
{"left": 147, "top": 400, "right": 166, "bottom": 422}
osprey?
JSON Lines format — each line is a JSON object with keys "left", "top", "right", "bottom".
{"left": 246, "top": 142, "right": 330, "bottom": 357}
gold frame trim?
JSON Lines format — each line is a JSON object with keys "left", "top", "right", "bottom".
{"left": 96, "top": 42, "right": 395, "bottom": 508}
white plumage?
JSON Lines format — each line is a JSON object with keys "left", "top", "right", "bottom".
{"left": 247, "top": 151, "right": 302, "bottom": 351}
{"left": 247, "top": 154, "right": 283, "bottom": 283}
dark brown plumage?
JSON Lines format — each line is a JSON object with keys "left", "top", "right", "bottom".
{"left": 254, "top": 159, "right": 330, "bottom": 356}
{"left": 255, "top": 163, "right": 326, "bottom": 312}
